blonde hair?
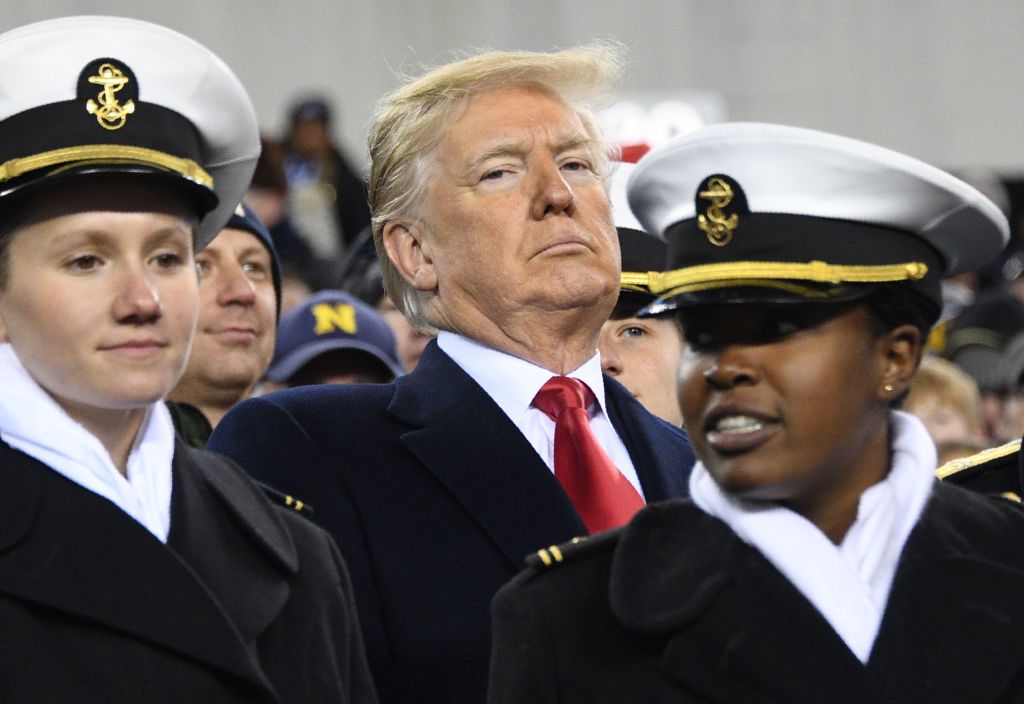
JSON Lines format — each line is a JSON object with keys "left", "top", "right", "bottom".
{"left": 367, "top": 44, "right": 624, "bottom": 331}
{"left": 905, "top": 355, "right": 982, "bottom": 436}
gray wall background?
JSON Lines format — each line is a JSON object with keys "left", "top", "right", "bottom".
{"left": 3, "top": 0, "right": 1023, "bottom": 174}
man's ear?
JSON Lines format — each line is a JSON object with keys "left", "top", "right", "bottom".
{"left": 877, "top": 324, "right": 923, "bottom": 401}
{"left": 382, "top": 220, "right": 438, "bottom": 293}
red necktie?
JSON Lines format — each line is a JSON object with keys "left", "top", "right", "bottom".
{"left": 532, "top": 376, "right": 645, "bottom": 533}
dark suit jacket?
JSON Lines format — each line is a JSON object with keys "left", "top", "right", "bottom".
{"left": 0, "top": 438, "right": 377, "bottom": 703}
{"left": 488, "top": 482, "right": 1024, "bottom": 704}
{"left": 209, "top": 340, "right": 694, "bottom": 704}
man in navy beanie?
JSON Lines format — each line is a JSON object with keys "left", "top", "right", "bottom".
{"left": 168, "top": 203, "right": 282, "bottom": 445}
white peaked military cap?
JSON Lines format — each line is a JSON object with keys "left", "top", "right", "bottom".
{"left": 0, "top": 15, "right": 259, "bottom": 249}
{"left": 627, "top": 122, "right": 1009, "bottom": 311}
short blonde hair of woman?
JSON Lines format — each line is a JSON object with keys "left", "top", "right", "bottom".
{"left": 905, "top": 355, "right": 983, "bottom": 438}
{"left": 368, "top": 44, "right": 624, "bottom": 332}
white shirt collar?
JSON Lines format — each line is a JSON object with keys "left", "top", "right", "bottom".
{"left": 437, "top": 330, "right": 608, "bottom": 421}
{"left": 0, "top": 342, "right": 175, "bottom": 542}
{"left": 688, "top": 411, "right": 936, "bottom": 663}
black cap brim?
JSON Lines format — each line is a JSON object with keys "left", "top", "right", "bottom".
{"left": 0, "top": 162, "right": 218, "bottom": 222}
{"left": 638, "top": 281, "right": 879, "bottom": 318}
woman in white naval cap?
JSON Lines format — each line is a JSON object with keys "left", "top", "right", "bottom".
{"left": 0, "top": 17, "right": 375, "bottom": 703}
{"left": 488, "top": 122, "right": 1024, "bottom": 704}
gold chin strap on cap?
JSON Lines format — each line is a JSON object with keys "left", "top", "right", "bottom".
{"left": 0, "top": 144, "right": 214, "bottom": 188}
{"left": 646, "top": 260, "right": 929, "bottom": 297}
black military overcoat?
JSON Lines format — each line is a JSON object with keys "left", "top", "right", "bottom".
{"left": 489, "top": 483, "right": 1024, "bottom": 704}
{"left": 0, "top": 438, "right": 377, "bottom": 703}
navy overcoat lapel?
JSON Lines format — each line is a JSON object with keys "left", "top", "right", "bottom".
{"left": 603, "top": 374, "right": 692, "bottom": 502}
{"left": 167, "top": 442, "right": 298, "bottom": 644}
{"left": 609, "top": 500, "right": 869, "bottom": 703}
{"left": 387, "top": 342, "right": 586, "bottom": 567}
{"left": 0, "top": 441, "right": 278, "bottom": 700}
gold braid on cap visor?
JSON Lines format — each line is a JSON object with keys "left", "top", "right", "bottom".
{"left": 641, "top": 260, "right": 929, "bottom": 298}
{"left": 0, "top": 145, "right": 213, "bottom": 188}
{"left": 620, "top": 271, "right": 654, "bottom": 293}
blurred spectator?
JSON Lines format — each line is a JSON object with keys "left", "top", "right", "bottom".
{"left": 283, "top": 96, "right": 371, "bottom": 259}
{"left": 279, "top": 260, "right": 315, "bottom": 316}
{"left": 261, "top": 290, "right": 402, "bottom": 390}
{"left": 167, "top": 205, "right": 280, "bottom": 445}
{"left": 990, "top": 329, "right": 1024, "bottom": 443}
{"left": 928, "top": 170, "right": 1014, "bottom": 355}
{"left": 953, "top": 168, "right": 1014, "bottom": 294}
{"left": 943, "top": 287, "right": 1024, "bottom": 439}
{"left": 904, "top": 356, "right": 984, "bottom": 446}
{"left": 246, "top": 135, "right": 316, "bottom": 267}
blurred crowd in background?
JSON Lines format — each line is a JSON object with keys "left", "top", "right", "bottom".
{"left": 244, "top": 96, "right": 431, "bottom": 380}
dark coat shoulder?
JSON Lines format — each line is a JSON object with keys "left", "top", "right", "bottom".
{"left": 490, "top": 488, "right": 1024, "bottom": 704}
{"left": 936, "top": 439, "right": 1022, "bottom": 500}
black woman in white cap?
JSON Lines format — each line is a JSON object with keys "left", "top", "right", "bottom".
{"left": 0, "top": 16, "right": 375, "bottom": 703}
{"left": 488, "top": 122, "right": 1022, "bottom": 704}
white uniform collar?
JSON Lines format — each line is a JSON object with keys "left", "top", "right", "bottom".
{"left": 0, "top": 342, "right": 174, "bottom": 542}
{"left": 689, "top": 411, "right": 936, "bottom": 663}
{"left": 437, "top": 330, "right": 608, "bottom": 422}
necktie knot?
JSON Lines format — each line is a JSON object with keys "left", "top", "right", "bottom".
{"left": 532, "top": 376, "right": 596, "bottom": 421}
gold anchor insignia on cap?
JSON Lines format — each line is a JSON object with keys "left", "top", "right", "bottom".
{"left": 697, "top": 177, "right": 739, "bottom": 247}
{"left": 85, "top": 63, "right": 136, "bottom": 130}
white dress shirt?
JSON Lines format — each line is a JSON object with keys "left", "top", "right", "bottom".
{"left": 689, "top": 411, "right": 935, "bottom": 663}
{"left": 0, "top": 343, "right": 174, "bottom": 542}
{"left": 437, "top": 331, "right": 644, "bottom": 498}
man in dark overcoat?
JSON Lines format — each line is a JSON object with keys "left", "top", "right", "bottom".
{"left": 210, "top": 45, "right": 695, "bottom": 704}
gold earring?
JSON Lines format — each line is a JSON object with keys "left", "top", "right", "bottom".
{"left": 883, "top": 384, "right": 894, "bottom": 393}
